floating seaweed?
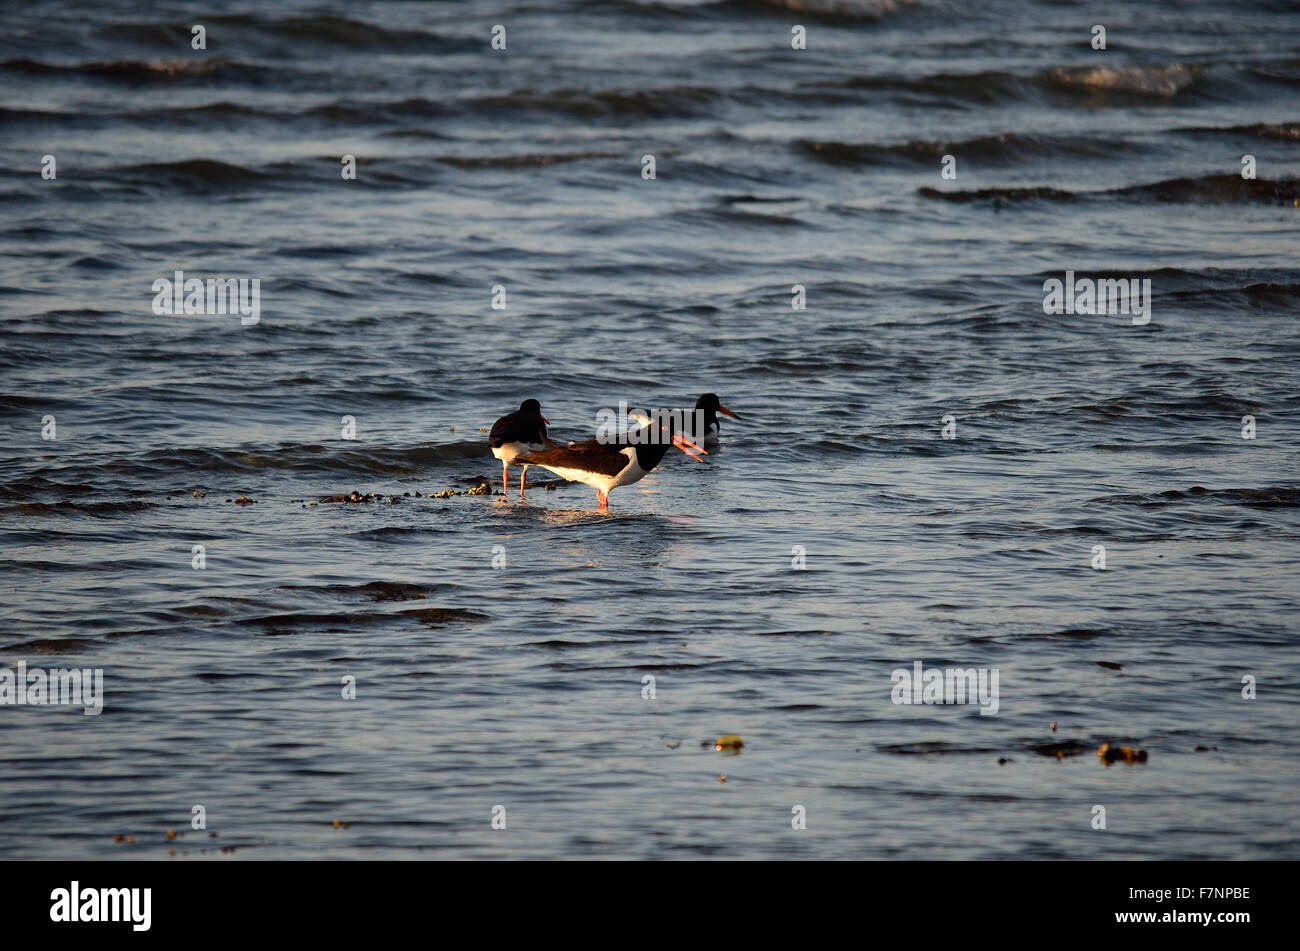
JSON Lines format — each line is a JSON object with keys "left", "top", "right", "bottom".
{"left": 1097, "top": 742, "right": 1148, "bottom": 765}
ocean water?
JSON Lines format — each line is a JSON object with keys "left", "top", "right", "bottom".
{"left": 1, "top": 0, "right": 1298, "bottom": 859}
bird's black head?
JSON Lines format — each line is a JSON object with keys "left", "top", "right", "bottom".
{"left": 520, "top": 399, "right": 542, "bottom": 415}
{"left": 694, "top": 393, "right": 740, "bottom": 421}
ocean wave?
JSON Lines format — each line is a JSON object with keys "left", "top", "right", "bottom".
{"left": 101, "top": 155, "right": 440, "bottom": 193}
{"left": 1039, "top": 64, "right": 1200, "bottom": 99}
{"left": 0, "top": 56, "right": 271, "bottom": 83}
{"left": 921, "top": 175, "right": 1299, "bottom": 204}
{"left": 918, "top": 185, "right": 1077, "bottom": 203}
{"left": 1024, "top": 266, "right": 1300, "bottom": 309}
{"left": 277, "top": 581, "right": 456, "bottom": 601}
{"left": 0, "top": 499, "right": 155, "bottom": 518}
{"left": 114, "top": 158, "right": 273, "bottom": 190}
{"left": 1092, "top": 486, "right": 1300, "bottom": 507}
{"left": 811, "top": 63, "right": 1210, "bottom": 107}
{"left": 434, "top": 150, "right": 625, "bottom": 169}
{"left": 1164, "top": 281, "right": 1300, "bottom": 309}
{"left": 467, "top": 85, "right": 726, "bottom": 119}
{"left": 1117, "top": 174, "right": 1300, "bottom": 203}
{"left": 307, "top": 98, "right": 454, "bottom": 122}
{"left": 101, "top": 442, "right": 492, "bottom": 479}
{"left": 814, "top": 69, "right": 1031, "bottom": 104}
{"left": 250, "top": 606, "right": 489, "bottom": 633}
{"left": 801, "top": 131, "right": 1136, "bottom": 168}
{"left": 1244, "top": 60, "right": 1300, "bottom": 87}
{"left": 108, "top": 14, "right": 458, "bottom": 53}
{"left": 725, "top": 0, "right": 917, "bottom": 21}
{"left": 1180, "top": 121, "right": 1300, "bottom": 142}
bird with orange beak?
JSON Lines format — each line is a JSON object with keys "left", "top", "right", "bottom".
{"left": 694, "top": 393, "right": 741, "bottom": 448}
{"left": 488, "top": 398, "right": 550, "bottom": 498}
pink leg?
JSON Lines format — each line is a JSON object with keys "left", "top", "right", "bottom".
{"left": 596, "top": 489, "right": 608, "bottom": 511}
{"left": 520, "top": 465, "right": 529, "bottom": 495}
{"left": 501, "top": 461, "right": 509, "bottom": 499}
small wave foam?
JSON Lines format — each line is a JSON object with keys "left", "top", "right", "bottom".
{"left": 1041, "top": 64, "right": 1200, "bottom": 99}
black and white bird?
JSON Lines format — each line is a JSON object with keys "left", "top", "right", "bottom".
{"left": 514, "top": 413, "right": 705, "bottom": 511}
{"left": 488, "top": 399, "right": 550, "bottom": 498}
{"left": 693, "top": 393, "right": 741, "bottom": 448}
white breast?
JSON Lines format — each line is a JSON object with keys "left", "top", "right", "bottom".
{"left": 536, "top": 448, "right": 641, "bottom": 494}
{"left": 608, "top": 449, "right": 648, "bottom": 488}
{"left": 491, "top": 440, "right": 546, "bottom": 464}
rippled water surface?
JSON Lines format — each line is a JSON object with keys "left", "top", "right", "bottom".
{"left": 1, "top": 0, "right": 1299, "bottom": 859}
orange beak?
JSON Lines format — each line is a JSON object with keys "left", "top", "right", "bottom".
{"left": 541, "top": 414, "right": 549, "bottom": 424}
{"left": 671, "top": 432, "right": 707, "bottom": 462}
{"left": 718, "top": 405, "right": 740, "bottom": 420}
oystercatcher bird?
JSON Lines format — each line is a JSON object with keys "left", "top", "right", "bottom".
{"left": 515, "top": 412, "right": 705, "bottom": 511}
{"left": 488, "top": 399, "right": 550, "bottom": 498}
{"left": 693, "top": 393, "right": 741, "bottom": 448}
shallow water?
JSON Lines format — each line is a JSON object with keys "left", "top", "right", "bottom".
{"left": 1, "top": 0, "right": 1298, "bottom": 859}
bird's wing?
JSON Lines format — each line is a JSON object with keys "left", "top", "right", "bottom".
{"left": 490, "top": 412, "right": 546, "bottom": 446}
{"left": 488, "top": 412, "right": 518, "bottom": 444}
{"left": 515, "top": 443, "right": 628, "bottom": 478}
